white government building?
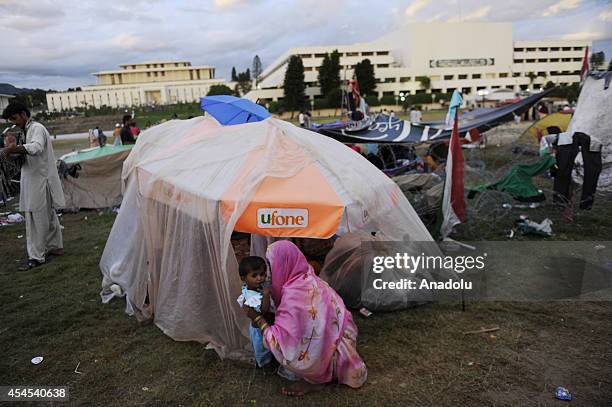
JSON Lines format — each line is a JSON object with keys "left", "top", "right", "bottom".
{"left": 46, "top": 23, "right": 590, "bottom": 111}
{"left": 46, "top": 61, "right": 227, "bottom": 111}
{"left": 246, "top": 22, "right": 590, "bottom": 104}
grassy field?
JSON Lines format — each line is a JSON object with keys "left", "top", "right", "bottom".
{"left": 1, "top": 134, "right": 611, "bottom": 406}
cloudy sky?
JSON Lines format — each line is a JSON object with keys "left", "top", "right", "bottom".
{"left": 1, "top": 0, "right": 610, "bottom": 90}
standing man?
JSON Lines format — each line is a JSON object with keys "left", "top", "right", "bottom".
{"left": 120, "top": 114, "right": 136, "bottom": 144}
{"left": 1, "top": 102, "right": 65, "bottom": 270}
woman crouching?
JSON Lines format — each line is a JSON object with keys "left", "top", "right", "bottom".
{"left": 243, "top": 240, "right": 367, "bottom": 396}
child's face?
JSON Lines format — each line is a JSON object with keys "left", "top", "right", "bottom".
{"left": 242, "top": 268, "right": 266, "bottom": 290}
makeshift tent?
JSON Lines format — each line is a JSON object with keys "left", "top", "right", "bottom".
{"left": 568, "top": 72, "right": 612, "bottom": 192}
{"left": 100, "top": 116, "right": 446, "bottom": 359}
{"left": 468, "top": 155, "right": 556, "bottom": 202}
{"left": 59, "top": 145, "right": 134, "bottom": 209}
{"left": 316, "top": 88, "right": 555, "bottom": 144}
{"left": 522, "top": 111, "right": 573, "bottom": 141}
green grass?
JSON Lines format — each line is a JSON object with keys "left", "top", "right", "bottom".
{"left": 1, "top": 135, "right": 611, "bottom": 405}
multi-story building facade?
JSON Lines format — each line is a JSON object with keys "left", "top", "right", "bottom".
{"left": 46, "top": 61, "right": 227, "bottom": 111}
{"left": 247, "top": 23, "right": 590, "bottom": 104}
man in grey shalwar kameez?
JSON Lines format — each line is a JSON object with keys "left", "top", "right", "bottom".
{"left": 1, "top": 102, "right": 65, "bottom": 270}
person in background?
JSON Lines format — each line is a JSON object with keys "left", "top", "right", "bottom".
{"left": 1, "top": 102, "right": 65, "bottom": 270}
{"left": 112, "top": 123, "right": 122, "bottom": 145}
{"left": 298, "top": 111, "right": 305, "bottom": 128}
{"left": 120, "top": 115, "right": 136, "bottom": 145}
{"left": 88, "top": 128, "right": 99, "bottom": 148}
{"left": 129, "top": 120, "right": 140, "bottom": 138}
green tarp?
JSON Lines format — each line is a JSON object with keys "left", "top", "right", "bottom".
{"left": 61, "top": 145, "right": 134, "bottom": 164}
{"left": 468, "top": 155, "right": 556, "bottom": 201}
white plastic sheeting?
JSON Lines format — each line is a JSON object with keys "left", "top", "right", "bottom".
{"left": 100, "top": 116, "right": 434, "bottom": 359}
{"left": 568, "top": 73, "right": 612, "bottom": 192}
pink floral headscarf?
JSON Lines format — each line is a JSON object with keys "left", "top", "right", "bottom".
{"left": 266, "top": 240, "right": 313, "bottom": 306}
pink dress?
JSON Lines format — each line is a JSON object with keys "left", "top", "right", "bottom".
{"left": 263, "top": 241, "right": 367, "bottom": 388}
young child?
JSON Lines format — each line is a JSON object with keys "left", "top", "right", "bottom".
{"left": 237, "top": 256, "right": 276, "bottom": 373}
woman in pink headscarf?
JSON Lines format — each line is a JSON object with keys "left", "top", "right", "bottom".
{"left": 244, "top": 240, "right": 367, "bottom": 396}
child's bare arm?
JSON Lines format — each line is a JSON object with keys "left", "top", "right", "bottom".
{"left": 261, "top": 288, "right": 271, "bottom": 314}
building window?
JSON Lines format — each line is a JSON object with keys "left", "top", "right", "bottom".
{"left": 154, "top": 72, "right": 158, "bottom": 77}
{"left": 538, "top": 47, "right": 548, "bottom": 51}
{"left": 538, "top": 59, "right": 548, "bottom": 62}
{"left": 526, "top": 59, "right": 535, "bottom": 63}
{"left": 147, "top": 72, "right": 151, "bottom": 77}
{"left": 300, "top": 54, "right": 311, "bottom": 58}
{"left": 550, "top": 47, "right": 559, "bottom": 51}
{"left": 399, "top": 77, "right": 411, "bottom": 82}
{"left": 346, "top": 52, "right": 359, "bottom": 56}
{"left": 458, "top": 74, "right": 468, "bottom": 80}
{"left": 550, "top": 58, "right": 559, "bottom": 62}
{"left": 562, "top": 58, "right": 571, "bottom": 62}
{"left": 462, "top": 87, "right": 471, "bottom": 94}
{"left": 476, "top": 86, "right": 486, "bottom": 91}
{"left": 514, "top": 59, "right": 524, "bottom": 63}
{"left": 314, "top": 53, "right": 326, "bottom": 58}
{"left": 514, "top": 48, "right": 524, "bottom": 52}
{"left": 499, "top": 73, "right": 508, "bottom": 78}
{"left": 377, "top": 64, "right": 389, "bottom": 68}
{"left": 573, "top": 47, "right": 582, "bottom": 51}
{"left": 444, "top": 75, "right": 454, "bottom": 80}
{"left": 304, "top": 67, "right": 313, "bottom": 71}
{"left": 472, "top": 74, "right": 481, "bottom": 79}
{"left": 562, "top": 47, "right": 571, "bottom": 51}
{"left": 491, "top": 85, "right": 500, "bottom": 89}
{"left": 175, "top": 63, "right": 179, "bottom": 67}
{"left": 376, "top": 51, "right": 389, "bottom": 56}
{"left": 362, "top": 52, "right": 373, "bottom": 56}
{"left": 384, "top": 78, "right": 396, "bottom": 83}
{"left": 526, "top": 47, "right": 536, "bottom": 52}
{"left": 146, "top": 64, "right": 150, "bottom": 68}
{"left": 161, "top": 71, "right": 165, "bottom": 76}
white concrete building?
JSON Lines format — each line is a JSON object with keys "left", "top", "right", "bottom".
{"left": 247, "top": 23, "right": 590, "bottom": 104}
{"left": 46, "top": 61, "right": 227, "bottom": 111}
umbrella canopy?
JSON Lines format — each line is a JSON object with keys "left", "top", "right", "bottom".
{"left": 200, "top": 95, "right": 271, "bottom": 125}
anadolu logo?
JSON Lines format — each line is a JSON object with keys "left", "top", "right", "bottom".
{"left": 257, "top": 208, "right": 308, "bottom": 229}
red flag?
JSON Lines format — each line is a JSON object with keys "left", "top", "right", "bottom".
{"left": 439, "top": 110, "right": 466, "bottom": 238}
{"left": 449, "top": 111, "right": 466, "bottom": 222}
{"left": 580, "top": 46, "right": 589, "bottom": 81}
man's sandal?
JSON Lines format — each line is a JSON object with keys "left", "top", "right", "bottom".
{"left": 17, "top": 259, "right": 45, "bottom": 271}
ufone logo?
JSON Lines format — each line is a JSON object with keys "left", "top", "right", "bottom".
{"left": 257, "top": 208, "right": 308, "bottom": 228}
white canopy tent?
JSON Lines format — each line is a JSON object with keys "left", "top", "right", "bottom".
{"left": 100, "top": 116, "right": 436, "bottom": 358}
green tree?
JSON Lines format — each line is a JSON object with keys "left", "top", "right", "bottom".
{"left": 544, "top": 81, "right": 555, "bottom": 90}
{"left": 283, "top": 55, "right": 307, "bottom": 115}
{"left": 235, "top": 70, "right": 252, "bottom": 95}
{"left": 319, "top": 50, "right": 341, "bottom": 97}
{"left": 589, "top": 51, "right": 605, "bottom": 70}
{"left": 354, "top": 59, "right": 376, "bottom": 97}
{"left": 231, "top": 66, "right": 237, "bottom": 81}
{"left": 416, "top": 76, "right": 431, "bottom": 91}
{"left": 326, "top": 87, "right": 343, "bottom": 109}
{"left": 207, "top": 84, "right": 235, "bottom": 96}
{"left": 252, "top": 55, "right": 263, "bottom": 85}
